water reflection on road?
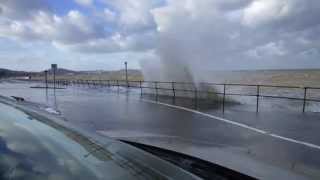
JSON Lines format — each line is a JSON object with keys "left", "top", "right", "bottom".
{"left": 0, "top": 80, "right": 320, "bottom": 179}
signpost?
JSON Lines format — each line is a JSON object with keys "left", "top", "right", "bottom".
{"left": 51, "top": 64, "right": 57, "bottom": 89}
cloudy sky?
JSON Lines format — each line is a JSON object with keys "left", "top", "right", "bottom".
{"left": 0, "top": 0, "right": 320, "bottom": 73}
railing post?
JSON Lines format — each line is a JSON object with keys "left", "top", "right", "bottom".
{"left": 44, "top": 70, "right": 48, "bottom": 89}
{"left": 194, "top": 87, "right": 198, "bottom": 109}
{"left": 222, "top": 84, "right": 226, "bottom": 113}
{"left": 172, "top": 82, "right": 176, "bottom": 103}
{"left": 256, "top": 85, "right": 260, "bottom": 113}
{"left": 155, "top": 81, "right": 158, "bottom": 101}
{"left": 303, "top": 87, "right": 307, "bottom": 113}
{"left": 53, "top": 68, "right": 56, "bottom": 89}
{"left": 140, "top": 81, "right": 143, "bottom": 97}
{"left": 116, "top": 80, "right": 119, "bottom": 91}
{"left": 107, "top": 80, "right": 110, "bottom": 87}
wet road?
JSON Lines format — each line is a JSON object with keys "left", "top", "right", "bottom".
{"left": 0, "top": 80, "right": 320, "bottom": 179}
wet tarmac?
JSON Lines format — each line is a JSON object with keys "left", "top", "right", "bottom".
{"left": 0, "top": 80, "right": 320, "bottom": 179}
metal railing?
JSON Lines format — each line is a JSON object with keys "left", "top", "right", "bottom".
{"left": 29, "top": 79, "right": 320, "bottom": 113}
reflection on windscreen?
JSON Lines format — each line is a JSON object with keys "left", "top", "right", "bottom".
{"left": 0, "top": 103, "right": 176, "bottom": 180}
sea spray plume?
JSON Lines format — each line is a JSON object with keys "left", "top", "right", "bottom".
{"left": 139, "top": 0, "right": 246, "bottom": 96}
{"left": 147, "top": 0, "right": 249, "bottom": 84}
{"left": 143, "top": 0, "right": 320, "bottom": 82}
{"left": 140, "top": 0, "right": 320, "bottom": 100}
{"left": 140, "top": 53, "right": 162, "bottom": 81}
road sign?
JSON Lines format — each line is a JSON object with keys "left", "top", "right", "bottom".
{"left": 51, "top": 64, "right": 57, "bottom": 70}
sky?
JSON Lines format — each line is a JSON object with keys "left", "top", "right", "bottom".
{"left": 0, "top": 0, "right": 320, "bottom": 75}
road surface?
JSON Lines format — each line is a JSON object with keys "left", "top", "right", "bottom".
{"left": 0, "top": 80, "right": 319, "bottom": 179}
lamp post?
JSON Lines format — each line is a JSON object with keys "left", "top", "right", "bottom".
{"left": 51, "top": 64, "right": 57, "bottom": 89}
{"left": 124, "top": 61, "right": 128, "bottom": 87}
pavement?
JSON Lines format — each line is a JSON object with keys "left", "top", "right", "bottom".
{"left": 0, "top": 80, "right": 320, "bottom": 179}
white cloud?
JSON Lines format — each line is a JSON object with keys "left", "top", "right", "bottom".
{"left": 0, "top": 0, "right": 158, "bottom": 54}
{"left": 242, "top": 0, "right": 290, "bottom": 26}
{"left": 100, "top": 0, "right": 158, "bottom": 32}
{"left": 0, "top": 0, "right": 50, "bottom": 19}
{"left": 103, "top": 8, "right": 116, "bottom": 22}
{"left": 74, "top": 0, "right": 93, "bottom": 7}
{"left": 1, "top": 0, "right": 320, "bottom": 73}
{"left": 0, "top": 10, "right": 104, "bottom": 43}
{"left": 53, "top": 30, "right": 155, "bottom": 53}
{"left": 242, "top": 0, "right": 320, "bottom": 30}
{"left": 0, "top": 6, "right": 156, "bottom": 53}
{"left": 246, "top": 41, "right": 287, "bottom": 58}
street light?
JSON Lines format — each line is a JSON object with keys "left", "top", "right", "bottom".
{"left": 124, "top": 61, "right": 128, "bottom": 87}
{"left": 51, "top": 64, "right": 57, "bottom": 89}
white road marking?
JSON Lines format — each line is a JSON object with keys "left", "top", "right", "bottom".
{"left": 141, "top": 99, "right": 320, "bottom": 150}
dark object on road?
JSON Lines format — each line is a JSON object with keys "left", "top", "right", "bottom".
{"left": 11, "top": 96, "right": 24, "bottom": 101}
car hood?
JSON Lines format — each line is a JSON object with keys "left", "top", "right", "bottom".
{"left": 0, "top": 102, "right": 199, "bottom": 180}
